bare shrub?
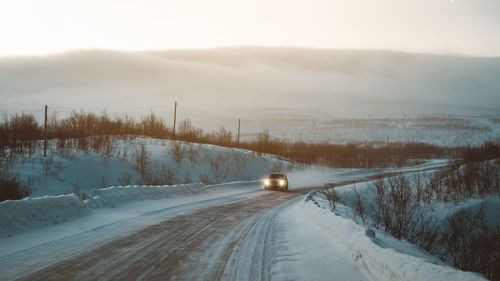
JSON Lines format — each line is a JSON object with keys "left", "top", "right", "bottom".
{"left": 352, "top": 184, "right": 367, "bottom": 226}
{"left": 199, "top": 173, "right": 212, "bottom": 185}
{"left": 186, "top": 144, "right": 199, "bottom": 164}
{"left": 170, "top": 142, "right": 184, "bottom": 164}
{"left": 382, "top": 173, "right": 413, "bottom": 239}
{"left": 117, "top": 171, "right": 132, "bottom": 186}
{"left": 367, "top": 173, "right": 439, "bottom": 249}
{"left": 324, "top": 187, "right": 341, "bottom": 210}
{"left": 121, "top": 145, "right": 129, "bottom": 162}
{"left": 370, "top": 175, "right": 386, "bottom": 228}
{"left": 214, "top": 126, "right": 232, "bottom": 146}
{"left": 207, "top": 153, "right": 229, "bottom": 184}
{"left": 143, "top": 163, "right": 175, "bottom": 186}
{"left": 440, "top": 206, "right": 500, "bottom": 281}
{"left": 41, "top": 154, "right": 63, "bottom": 179}
{"left": 134, "top": 143, "right": 149, "bottom": 177}
{"left": 232, "top": 151, "right": 247, "bottom": 177}
{"left": 178, "top": 119, "right": 201, "bottom": 141}
{"left": 42, "top": 154, "right": 54, "bottom": 176}
{"left": 428, "top": 160, "right": 500, "bottom": 202}
{"left": 71, "top": 180, "right": 85, "bottom": 200}
{"left": 0, "top": 174, "right": 32, "bottom": 202}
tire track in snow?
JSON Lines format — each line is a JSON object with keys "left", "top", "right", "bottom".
{"left": 16, "top": 170, "right": 438, "bottom": 281}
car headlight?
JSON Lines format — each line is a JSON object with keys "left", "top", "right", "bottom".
{"left": 279, "top": 179, "right": 285, "bottom": 186}
{"left": 264, "top": 179, "right": 270, "bottom": 186}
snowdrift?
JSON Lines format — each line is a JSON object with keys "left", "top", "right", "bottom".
{"left": 0, "top": 181, "right": 262, "bottom": 238}
{"left": 300, "top": 193, "right": 486, "bottom": 281}
{"left": 87, "top": 183, "right": 205, "bottom": 208}
{"left": 0, "top": 194, "right": 89, "bottom": 237}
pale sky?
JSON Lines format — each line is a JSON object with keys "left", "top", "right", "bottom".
{"left": 1, "top": 0, "right": 500, "bottom": 57}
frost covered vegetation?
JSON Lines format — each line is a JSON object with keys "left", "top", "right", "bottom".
{"left": 323, "top": 143, "right": 500, "bottom": 280}
{"left": 0, "top": 136, "right": 295, "bottom": 200}
{"left": 0, "top": 111, "right": 465, "bottom": 167}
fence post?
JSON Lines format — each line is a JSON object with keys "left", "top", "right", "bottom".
{"left": 237, "top": 118, "right": 241, "bottom": 145}
{"left": 173, "top": 101, "right": 177, "bottom": 140}
{"left": 44, "top": 105, "right": 48, "bottom": 157}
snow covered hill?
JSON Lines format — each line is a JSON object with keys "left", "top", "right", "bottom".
{"left": 2, "top": 47, "right": 500, "bottom": 111}
{"left": 10, "top": 137, "right": 298, "bottom": 197}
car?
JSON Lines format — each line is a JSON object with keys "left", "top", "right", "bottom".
{"left": 263, "top": 173, "right": 289, "bottom": 191}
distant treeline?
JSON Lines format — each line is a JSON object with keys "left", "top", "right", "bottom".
{"left": 0, "top": 111, "right": 498, "bottom": 167}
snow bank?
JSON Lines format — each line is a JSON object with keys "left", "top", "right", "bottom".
{"left": 0, "top": 194, "right": 89, "bottom": 237}
{"left": 299, "top": 193, "right": 486, "bottom": 281}
{"left": 86, "top": 183, "right": 205, "bottom": 208}
{"left": 0, "top": 180, "right": 263, "bottom": 238}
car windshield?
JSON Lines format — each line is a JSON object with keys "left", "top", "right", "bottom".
{"left": 269, "top": 174, "right": 284, "bottom": 179}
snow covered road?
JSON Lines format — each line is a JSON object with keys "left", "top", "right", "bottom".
{"left": 13, "top": 182, "right": 370, "bottom": 281}
{"left": 1, "top": 160, "right": 471, "bottom": 281}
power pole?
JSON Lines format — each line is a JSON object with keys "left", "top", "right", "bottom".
{"left": 44, "top": 105, "right": 48, "bottom": 157}
{"left": 237, "top": 118, "right": 241, "bottom": 145}
{"left": 173, "top": 101, "right": 177, "bottom": 140}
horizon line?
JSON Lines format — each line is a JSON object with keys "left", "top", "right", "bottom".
{"left": 1, "top": 45, "right": 499, "bottom": 60}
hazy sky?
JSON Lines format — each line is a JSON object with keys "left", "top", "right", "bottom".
{"left": 1, "top": 0, "right": 500, "bottom": 57}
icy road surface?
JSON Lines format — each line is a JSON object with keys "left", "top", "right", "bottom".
{"left": 14, "top": 182, "right": 371, "bottom": 281}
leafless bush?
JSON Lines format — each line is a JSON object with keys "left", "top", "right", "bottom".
{"left": 232, "top": 151, "right": 247, "bottom": 177}
{"left": 199, "top": 173, "right": 212, "bottom": 185}
{"left": 42, "top": 154, "right": 54, "bottom": 176}
{"left": 429, "top": 160, "right": 500, "bottom": 202}
{"left": 41, "top": 154, "right": 63, "bottom": 179}
{"left": 182, "top": 172, "right": 192, "bottom": 184}
{"left": 143, "top": 163, "right": 175, "bottom": 186}
{"left": 186, "top": 144, "right": 199, "bottom": 164}
{"left": 0, "top": 174, "right": 32, "bottom": 202}
{"left": 71, "top": 180, "right": 85, "bottom": 200}
{"left": 367, "top": 173, "right": 439, "bottom": 249}
{"left": 100, "top": 136, "right": 116, "bottom": 161}
{"left": 121, "top": 145, "right": 129, "bottom": 162}
{"left": 324, "top": 187, "right": 341, "bottom": 210}
{"left": 440, "top": 206, "right": 500, "bottom": 281}
{"left": 170, "top": 142, "right": 184, "bottom": 164}
{"left": 207, "top": 153, "right": 229, "bottom": 184}
{"left": 370, "top": 175, "right": 386, "bottom": 228}
{"left": 134, "top": 143, "right": 149, "bottom": 177}
{"left": 214, "top": 126, "right": 232, "bottom": 146}
{"left": 352, "top": 184, "right": 367, "bottom": 226}
{"left": 117, "top": 171, "right": 132, "bottom": 186}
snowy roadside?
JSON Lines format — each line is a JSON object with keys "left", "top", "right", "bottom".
{"left": 0, "top": 160, "right": 452, "bottom": 280}
{"left": 0, "top": 160, "right": 449, "bottom": 244}
{"left": 0, "top": 181, "right": 266, "bottom": 255}
{"left": 290, "top": 195, "right": 486, "bottom": 281}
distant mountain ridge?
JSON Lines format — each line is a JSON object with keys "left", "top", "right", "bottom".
{"left": 1, "top": 47, "right": 499, "bottom": 114}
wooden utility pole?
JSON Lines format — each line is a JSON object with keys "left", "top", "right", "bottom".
{"left": 237, "top": 118, "right": 241, "bottom": 144}
{"left": 173, "top": 101, "right": 177, "bottom": 139}
{"left": 44, "top": 105, "right": 48, "bottom": 157}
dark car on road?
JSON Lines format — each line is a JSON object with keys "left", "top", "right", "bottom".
{"left": 263, "top": 173, "right": 289, "bottom": 191}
